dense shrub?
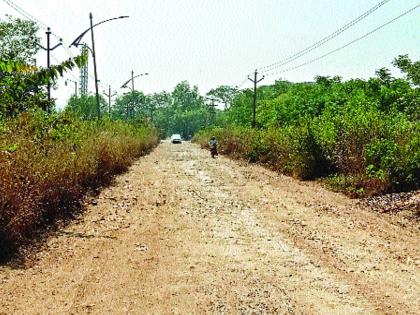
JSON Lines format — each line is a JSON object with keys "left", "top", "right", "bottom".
{"left": 193, "top": 57, "right": 420, "bottom": 196}
{"left": 0, "top": 110, "right": 158, "bottom": 256}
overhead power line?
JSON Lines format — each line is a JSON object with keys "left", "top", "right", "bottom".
{"left": 2, "top": 0, "right": 112, "bottom": 89}
{"left": 3, "top": 0, "right": 51, "bottom": 32}
{"left": 3, "top": 0, "right": 81, "bottom": 87}
{"left": 2, "top": 0, "right": 75, "bottom": 58}
{"left": 265, "top": 4, "right": 420, "bottom": 77}
{"left": 259, "top": 0, "right": 392, "bottom": 74}
{"left": 237, "top": 76, "right": 250, "bottom": 89}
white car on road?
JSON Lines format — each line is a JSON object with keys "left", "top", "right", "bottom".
{"left": 171, "top": 134, "right": 182, "bottom": 144}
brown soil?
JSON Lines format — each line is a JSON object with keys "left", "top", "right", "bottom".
{"left": 1, "top": 141, "right": 419, "bottom": 314}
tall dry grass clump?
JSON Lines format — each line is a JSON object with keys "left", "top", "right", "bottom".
{"left": 0, "top": 111, "right": 158, "bottom": 257}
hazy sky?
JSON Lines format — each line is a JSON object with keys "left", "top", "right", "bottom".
{"left": 1, "top": 0, "right": 419, "bottom": 108}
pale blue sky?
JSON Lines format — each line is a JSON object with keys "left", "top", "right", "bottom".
{"left": 1, "top": 0, "right": 419, "bottom": 108}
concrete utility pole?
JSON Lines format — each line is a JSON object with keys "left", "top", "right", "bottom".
{"left": 38, "top": 27, "right": 62, "bottom": 107}
{"left": 248, "top": 69, "right": 264, "bottom": 128}
{"left": 65, "top": 79, "right": 78, "bottom": 97}
{"left": 206, "top": 96, "right": 218, "bottom": 126}
{"left": 103, "top": 85, "right": 117, "bottom": 115}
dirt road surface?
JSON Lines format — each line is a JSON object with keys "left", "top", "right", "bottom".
{"left": 1, "top": 141, "right": 419, "bottom": 314}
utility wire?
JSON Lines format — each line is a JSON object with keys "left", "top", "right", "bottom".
{"left": 259, "top": 0, "right": 392, "bottom": 73}
{"left": 2, "top": 0, "right": 75, "bottom": 58}
{"left": 50, "top": 54, "right": 78, "bottom": 81}
{"left": 265, "top": 4, "right": 420, "bottom": 77}
{"left": 2, "top": 0, "right": 112, "bottom": 89}
{"left": 237, "top": 76, "right": 250, "bottom": 89}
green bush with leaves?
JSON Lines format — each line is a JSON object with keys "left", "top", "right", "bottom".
{"left": 194, "top": 56, "right": 420, "bottom": 196}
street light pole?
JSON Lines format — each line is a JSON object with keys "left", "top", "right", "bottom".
{"left": 70, "top": 15, "right": 129, "bottom": 48}
{"left": 120, "top": 71, "right": 149, "bottom": 119}
{"left": 46, "top": 28, "right": 50, "bottom": 101}
{"left": 89, "top": 13, "right": 101, "bottom": 119}
{"left": 131, "top": 70, "right": 135, "bottom": 91}
{"left": 131, "top": 70, "right": 135, "bottom": 117}
{"left": 69, "top": 14, "right": 129, "bottom": 117}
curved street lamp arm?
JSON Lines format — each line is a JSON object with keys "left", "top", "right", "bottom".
{"left": 120, "top": 73, "right": 149, "bottom": 89}
{"left": 70, "top": 15, "right": 129, "bottom": 47}
{"left": 120, "top": 78, "right": 132, "bottom": 89}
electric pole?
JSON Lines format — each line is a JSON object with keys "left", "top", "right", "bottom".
{"left": 65, "top": 79, "right": 78, "bottom": 97}
{"left": 248, "top": 69, "right": 264, "bottom": 128}
{"left": 103, "top": 85, "right": 117, "bottom": 115}
{"left": 206, "top": 96, "right": 218, "bottom": 126}
{"left": 37, "top": 27, "right": 62, "bottom": 108}
{"left": 90, "top": 13, "right": 101, "bottom": 119}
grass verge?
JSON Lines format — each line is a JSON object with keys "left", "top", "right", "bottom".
{"left": 0, "top": 111, "right": 158, "bottom": 260}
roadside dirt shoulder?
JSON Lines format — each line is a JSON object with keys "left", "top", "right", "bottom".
{"left": 1, "top": 141, "right": 418, "bottom": 314}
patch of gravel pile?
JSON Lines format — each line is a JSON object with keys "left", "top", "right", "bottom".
{"left": 358, "top": 190, "right": 419, "bottom": 216}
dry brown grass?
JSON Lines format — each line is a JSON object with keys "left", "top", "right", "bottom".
{"left": 0, "top": 112, "right": 158, "bottom": 258}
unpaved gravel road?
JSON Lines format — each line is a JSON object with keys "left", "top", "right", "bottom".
{"left": 1, "top": 141, "right": 419, "bottom": 314}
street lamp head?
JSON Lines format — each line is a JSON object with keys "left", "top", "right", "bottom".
{"left": 70, "top": 15, "right": 130, "bottom": 48}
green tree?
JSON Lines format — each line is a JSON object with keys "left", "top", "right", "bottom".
{"left": 145, "top": 91, "right": 172, "bottom": 123}
{"left": 112, "top": 91, "right": 146, "bottom": 120}
{"left": 0, "top": 16, "right": 45, "bottom": 116}
{"left": 393, "top": 55, "right": 420, "bottom": 86}
{"left": 0, "top": 16, "right": 87, "bottom": 116}
{"left": 0, "top": 16, "right": 40, "bottom": 63}
{"left": 172, "top": 81, "right": 204, "bottom": 110}
{"left": 375, "top": 67, "right": 393, "bottom": 85}
{"left": 65, "top": 94, "right": 107, "bottom": 120}
{"left": 206, "top": 85, "right": 238, "bottom": 110}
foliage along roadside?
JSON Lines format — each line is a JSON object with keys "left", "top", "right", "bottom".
{"left": 0, "top": 52, "right": 88, "bottom": 116}
{"left": 193, "top": 56, "right": 420, "bottom": 197}
{"left": 0, "top": 110, "right": 158, "bottom": 259}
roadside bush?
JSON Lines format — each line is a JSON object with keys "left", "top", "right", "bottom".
{"left": 195, "top": 124, "right": 322, "bottom": 179}
{"left": 260, "top": 125, "right": 320, "bottom": 179}
{"left": 194, "top": 56, "right": 420, "bottom": 197}
{"left": 0, "top": 110, "right": 158, "bottom": 257}
{"left": 194, "top": 126, "right": 261, "bottom": 160}
{"left": 194, "top": 105, "right": 419, "bottom": 196}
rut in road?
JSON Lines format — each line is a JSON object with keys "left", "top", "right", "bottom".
{"left": 0, "top": 141, "right": 419, "bottom": 314}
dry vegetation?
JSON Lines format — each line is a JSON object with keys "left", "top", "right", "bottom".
{"left": 0, "top": 110, "right": 158, "bottom": 258}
